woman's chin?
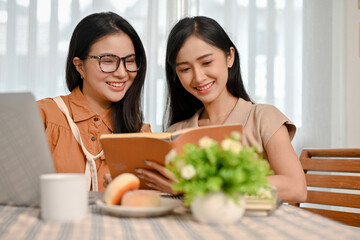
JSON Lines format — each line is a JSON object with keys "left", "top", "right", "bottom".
{"left": 106, "top": 92, "right": 127, "bottom": 103}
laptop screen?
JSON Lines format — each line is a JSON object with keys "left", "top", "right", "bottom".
{"left": 0, "top": 92, "right": 55, "bottom": 206}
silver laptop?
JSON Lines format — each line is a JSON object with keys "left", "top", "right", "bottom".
{"left": 0, "top": 92, "right": 55, "bottom": 206}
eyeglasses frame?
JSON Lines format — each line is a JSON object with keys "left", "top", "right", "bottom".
{"left": 86, "top": 54, "right": 141, "bottom": 73}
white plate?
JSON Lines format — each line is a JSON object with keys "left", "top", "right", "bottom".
{"left": 96, "top": 198, "right": 182, "bottom": 217}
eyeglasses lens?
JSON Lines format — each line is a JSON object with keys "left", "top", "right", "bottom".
{"left": 99, "top": 55, "right": 139, "bottom": 73}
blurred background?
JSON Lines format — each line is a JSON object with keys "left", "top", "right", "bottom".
{"left": 0, "top": 0, "right": 359, "bottom": 154}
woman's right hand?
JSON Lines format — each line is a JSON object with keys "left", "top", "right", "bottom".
{"left": 103, "top": 173, "right": 113, "bottom": 188}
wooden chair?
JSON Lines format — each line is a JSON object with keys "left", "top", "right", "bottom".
{"left": 291, "top": 148, "right": 360, "bottom": 227}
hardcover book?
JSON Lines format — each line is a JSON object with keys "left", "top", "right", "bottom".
{"left": 100, "top": 124, "right": 243, "bottom": 189}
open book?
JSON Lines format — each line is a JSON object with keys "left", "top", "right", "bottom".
{"left": 100, "top": 124, "right": 243, "bottom": 189}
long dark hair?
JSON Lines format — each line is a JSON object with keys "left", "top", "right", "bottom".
{"left": 164, "top": 16, "right": 251, "bottom": 129}
{"left": 66, "top": 12, "right": 146, "bottom": 133}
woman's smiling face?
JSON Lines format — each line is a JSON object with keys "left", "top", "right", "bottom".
{"left": 175, "top": 35, "right": 234, "bottom": 106}
{"left": 74, "top": 32, "right": 137, "bottom": 112}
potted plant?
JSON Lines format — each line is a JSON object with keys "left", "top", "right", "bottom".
{"left": 165, "top": 131, "right": 274, "bottom": 224}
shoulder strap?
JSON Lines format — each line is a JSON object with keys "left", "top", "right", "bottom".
{"left": 53, "top": 96, "right": 103, "bottom": 191}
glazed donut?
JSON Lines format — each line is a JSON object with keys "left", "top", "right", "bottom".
{"left": 104, "top": 173, "right": 140, "bottom": 205}
{"left": 121, "top": 190, "right": 161, "bottom": 207}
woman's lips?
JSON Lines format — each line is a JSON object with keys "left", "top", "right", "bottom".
{"left": 106, "top": 82, "right": 125, "bottom": 88}
{"left": 195, "top": 81, "right": 214, "bottom": 91}
{"left": 106, "top": 81, "right": 126, "bottom": 91}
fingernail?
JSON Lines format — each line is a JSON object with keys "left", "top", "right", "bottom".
{"left": 134, "top": 168, "right": 140, "bottom": 173}
{"left": 144, "top": 160, "right": 151, "bottom": 166}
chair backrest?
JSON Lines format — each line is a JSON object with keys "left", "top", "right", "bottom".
{"left": 292, "top": 148, "right": 360, "bottom": 227}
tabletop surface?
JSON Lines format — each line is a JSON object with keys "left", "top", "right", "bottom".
{"left": 0, "top": 203, "right": 359, "bottom": 240}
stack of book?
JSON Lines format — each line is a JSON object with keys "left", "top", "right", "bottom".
{"left": 244, "top": 188, "right": 281, "bottom": 216}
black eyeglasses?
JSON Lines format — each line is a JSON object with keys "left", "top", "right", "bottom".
{"left": 87, "top": 54, "right": 140, "bottom": 73}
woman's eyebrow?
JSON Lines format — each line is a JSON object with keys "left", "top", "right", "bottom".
{"left": 176, "top": 53, "right": 213, "bottom": 66}
{"left": 94, "top": 53, "right": 136, "bottom": 58}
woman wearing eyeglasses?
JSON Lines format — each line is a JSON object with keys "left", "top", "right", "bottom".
{"left": 38, "top": 12, "right": 150, "bottom": 192}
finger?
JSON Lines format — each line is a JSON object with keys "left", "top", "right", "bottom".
{"left": 138, "top": 173, "right": 172, "bottom": 192}
{"left": 136, "top": 169, "right": 172, "bottom": 187}
{"left": 145, "top": 182, "right": 172, "bottom": 193}
{"left": 144, "top": 160, "right": 178, "bottom": 182}
{"left": 135, "top": 169, "right": 173, "bottom": 192}
{"left": 145, "top": 182, "right": 183, "bottom": 196}
{"left": 136, "top": 170, "right": 182, "bottom": 195}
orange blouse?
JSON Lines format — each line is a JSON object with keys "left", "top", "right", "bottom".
{"left": 38, "top": 87, "right": 151, "bottom": 191}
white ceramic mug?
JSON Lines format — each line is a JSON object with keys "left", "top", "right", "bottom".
{"left": 40, "top": 173, "right": 88, "bottom": 221}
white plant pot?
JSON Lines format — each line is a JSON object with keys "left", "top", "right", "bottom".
{"left": 190, "top": 192, "right": 245, "bottom": 225}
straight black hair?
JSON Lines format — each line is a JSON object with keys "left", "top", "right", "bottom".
{"left": 66, "top": 12, "right": 146, "bottom": 133}
{"left": 164, "top": 16, "right": 251, "bottom": 130}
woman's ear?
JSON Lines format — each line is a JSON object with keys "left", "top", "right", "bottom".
{"left": 227, "top": 47, "right": 235, "bottom": 68}
{"left": 73, "top": 57, "right": 85, "bottom": 79}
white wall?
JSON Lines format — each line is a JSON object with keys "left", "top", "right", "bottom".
{"left": 346, "top": 0, "right": 360, "bottom": 147}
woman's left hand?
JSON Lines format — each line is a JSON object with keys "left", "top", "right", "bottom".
{"left": 135, "top": 160, "right": 179, "bottom": 194}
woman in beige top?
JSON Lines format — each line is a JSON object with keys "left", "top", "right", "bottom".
{"left": 138, "top": 16, "right": 306, "bottom": 203}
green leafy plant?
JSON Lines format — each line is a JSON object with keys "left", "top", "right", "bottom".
{"left": 165, "top": 131, "right": 274, "bottom": 206}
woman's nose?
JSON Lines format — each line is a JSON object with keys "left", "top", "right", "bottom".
{"left": 193, "top": 66, "right": 206, "bottom": 83}
{"left": 112, "top": 60, "right": 127, "bottom": 78}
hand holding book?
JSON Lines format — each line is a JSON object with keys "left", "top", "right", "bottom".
{"left": 135, "top": 160, "right": 178, "bottom": 193}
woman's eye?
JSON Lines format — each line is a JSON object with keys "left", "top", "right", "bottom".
{"left": 203, "top": 61, "right": 212, "bottom": 66}
{"left": 101, "top": 58, "right": 115, "bottom": 64}
{"left": 180, "top": 67, "right": 190, "bottom": 73}
{"left": 126, "top": 59, "right": 136, "bottom": 65}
